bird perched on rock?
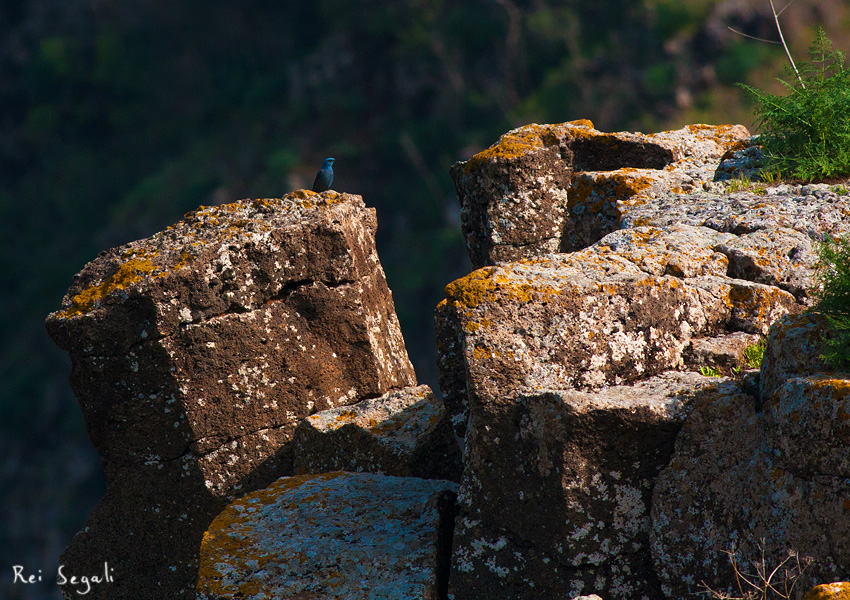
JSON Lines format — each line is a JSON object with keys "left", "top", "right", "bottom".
{"left": 312, "top": 157, "right": 334, "bottom": 192}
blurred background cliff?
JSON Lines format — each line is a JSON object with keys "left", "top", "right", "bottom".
{"left": 2, "top": 1, "right": 849, "bottom": 597}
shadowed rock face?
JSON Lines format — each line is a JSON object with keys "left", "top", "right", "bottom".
{"left": 45, "top": 191, "right": 415, "bottom": 600}
{"left": 292, "top": 384, "right": 463, "bottom": 482}
{"left": 652, "top": 313, "right": 850, "bottom": 599}
{"left": 449, "top": 372, "right": 723, "bottom": 600}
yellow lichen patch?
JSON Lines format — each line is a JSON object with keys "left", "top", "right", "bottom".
{"left": 464, "top": 124, "right": 562, "bottom": 173}
{"left": 464, "top": 318, "right": 492, "bottom": 333}
{"left": 444, "top": 267, "right": 499, "bottom": 308}
{"left": 685, "top": 123, "right": 746, "bottom": 148}
{"left": 60, "top": 258, "right": 157, "bottom": 318}
{"left": 170, "top": 250, "right": 193, "bottom": 272}
{"left": 444, "top": 266, "right": 560, "bottom": 309}
{"left": 568, "top": 169, "right": 654, "bottom": 210}
{"left": 810, "top": 377, "right": 850, "bottom": 396}
{"left": 325, "top": 410, "right": 358, "bottom": 430}
{"left": 567, "top": 119, "right": 594, "bottom": 129}
{"left": 472, "top": 345, "right": 502, "bottom": 360}
{"left": 801, "top": 582, "right": 850, "bottom": 600}
{"left": 727, "top": 283, "right": 785, "bottom": 327}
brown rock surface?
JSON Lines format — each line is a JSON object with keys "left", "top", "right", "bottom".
{"left": 436, "top": 220, "right": 804, "bottom": 599}
{"left": 436, "top": 224, "right": 796, "bottom": 417}
{"left": 292, "top": 384, "right": 462, "bottom": 481}
{"left": 761, "top": 311, "right": 834, "bottom": 406}
{"left": 45, "top": 191, "right": 416, "bottom": 599}
{"left": 439, "top": 119, "right": 850, "bottom": 599}
{"left": 448, "top": 372, "right": 725, "bottom": 600}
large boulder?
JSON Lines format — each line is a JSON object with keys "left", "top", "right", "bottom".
{"left": 45, "top": 191, "right": 416, "bottom": 599}
{"left": 436, "top": 221, "right": 805, "bottom": 599}
{"left": 197, "top": 472, "right": 458, "bottom": 600}
{"left": 448, "top": 372, "right": 729, "bottom": 600}
{"left": 440, "top": 119, "right": 850, "bottom": 598}
{"left": 651, "top": 313, "right": 850, "bottom": 598}
{"left": 436, "top": 224, "right": 796, "bottom": 417}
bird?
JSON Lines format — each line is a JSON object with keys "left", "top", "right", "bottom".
{"left": 312, "top": 158, "right": 335, "bottom": 192}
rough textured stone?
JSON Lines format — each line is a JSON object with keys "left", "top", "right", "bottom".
{"left": 448, "top": 372, "right": 727, "bottom": 600}
{"left": 621, "top": 183, "right": 850, "bottom": 245}
{"left": 761, "top": 312, "right": 834, "bottom": 406}
{"left": 435, "top": 220, "right": 800, "bottom": 597}
{"left": 450, "top": 120, "right": 750, "bottom": 266}
{"left": 197, "top": 472, "right": 458, "bottom": 600}
{"left": 292, "top": 384, "right": 462, "bottom": 482}
{"left": 45, "top": 191, "right": 416, "bottom": 600}
{"left": 437, "top": 224, "right": 796, "bottom": 416}
{"left": 717, "top": 227, "right": 817, "bottom": 302}
{"left": 442, "top": 118, "right": 850, "bottom": 600}
{"left": 651, "top": 366, "right": 850, "bottom": 599}
{"left": 713, "top": 137, "right": 766, "bottom": 181}
{"left": 803, "top": 582, "right": 850, "bottom": 600}
{"left": 684, "top": 331, "right": 764, "bottom": 374}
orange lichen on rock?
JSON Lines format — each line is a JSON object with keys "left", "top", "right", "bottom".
{"left": 60, "top": 258, "right": 158, "bottom": 318}
{"left": 444, "top": 265, "right": 560, "bottom": 309}
{"left": 464, "top": 123, "right": 563, "bottom": 172}
{"left": 802, "top": 582, "right": 850, "bottom": 600}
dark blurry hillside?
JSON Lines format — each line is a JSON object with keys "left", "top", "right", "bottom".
{"left": 2, "top": 1, "right": 849, "bottom": 598}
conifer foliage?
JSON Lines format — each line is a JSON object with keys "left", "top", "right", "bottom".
{"left": 740, "top": 28, "right": 850, "bottom": 181}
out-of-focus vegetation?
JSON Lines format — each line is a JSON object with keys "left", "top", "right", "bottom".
{"left": 2, "top": 1, "right": 849, "bottom": 598}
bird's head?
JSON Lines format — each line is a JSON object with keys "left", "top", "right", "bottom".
{"left": 323, "top": 158, "right": 335, "bottom": 168}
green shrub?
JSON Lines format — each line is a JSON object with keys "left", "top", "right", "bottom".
{"left": 739, "top": 28, "right": 850, "bottom": 181}
{"left": 813, "top": 235, "right": 850, "bottom": 370}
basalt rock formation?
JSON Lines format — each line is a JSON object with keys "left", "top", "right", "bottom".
{"left": 440, "top": 120, "right": 850, "bottom": 599}
{"left": 45, "top": 191, "right": 417, "bottom": 599}
{"left": 47, "top": 122, "right": 850, "bottom": 600}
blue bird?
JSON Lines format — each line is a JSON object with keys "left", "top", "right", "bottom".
{"left": 312, "top": 157, "right": 335, "bottom": 192}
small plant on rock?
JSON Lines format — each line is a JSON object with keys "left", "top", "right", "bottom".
{"left": 726, "top": 176, "right": 754, "bottom": 192}
{"left": 700, "top": 365, "right": 723, "bottom": 378}
{"left": 739, "top": 28, "right": 850, "bottom": 181}
{"left": 812, "top": 235, "right": 850, "bottom": 370}
{"left": 744, "top": 339, "right": 767, "bottom": 369}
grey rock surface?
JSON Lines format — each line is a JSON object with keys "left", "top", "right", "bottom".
{"left": 197, "top": 472, "right": 458, "bottom": 600}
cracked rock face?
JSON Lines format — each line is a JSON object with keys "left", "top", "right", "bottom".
{"left": 450, "top": 120, "right": 750, "bottom": 267}
{"left": 436, "top": 222, "right": 801, "bottom": 599}
{"left": 441, "top": 119, "right": 850, "bottom": 599}
{"left": 45, "top": 191, "right": 415, "bottom": 600}
{"left": 651, "top": 318, "right": 850, "bottom": 598}
{"left": 448, "top": 372, "right": 725, "bottom": 600}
